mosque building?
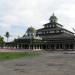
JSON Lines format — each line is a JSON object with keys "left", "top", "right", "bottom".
{"left": 6, "top": 14, "right": 75, "bottom": 51}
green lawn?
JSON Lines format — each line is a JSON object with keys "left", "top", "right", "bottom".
{"left": 0, "top": 52, "right": 40, "bottom": 60}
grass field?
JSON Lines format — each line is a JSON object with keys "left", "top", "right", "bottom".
{"left": 0, "top": 52, "right": 39, "bottom": 60}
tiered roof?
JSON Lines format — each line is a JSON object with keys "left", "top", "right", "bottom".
{"left": 36, "top": 13, "right": 74, "bottom": 40}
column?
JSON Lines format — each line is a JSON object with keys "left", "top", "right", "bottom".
{"left": 63, "top": 43, "right": 65, "bottom": 50}
{"left": 17, "top": 45, "right": 19, "bottom": 49}
{"left": 38, "top": 45, "right": 40, "bottom": 50}
{"left": 68, "top": 44, "right": 70, "bottom": 49}
{"left": 35, "top": 45, "right": 36, "bottom": 49}
{"left": 45, "top": 44, "right": 47, "bottom": 49}
{"left": 59, "top": 44, "right": 60, "bottom": 49}
{"left": 29, "top": 45, "right": 30, "bottom": 50}
{"left": 49, "top": 44, "right": 51, "bottom": 49}
{"left": 32, "top": 45, "right": 34, "bottom": 50}
{"left": 20, "top": 44, "right": 22, "bottom": 49}
{"left": 40, "top": 45, "right": 41, "bottom": 49}
{"left": 73, "top": 43, "right": 75, "bottom": 50}
{"left": 54, "top": 44, "right": 56, "bottom": 50}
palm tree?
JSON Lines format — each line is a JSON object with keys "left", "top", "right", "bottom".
{"left": 5, "top": 32, "right": 10, "bottom": 42}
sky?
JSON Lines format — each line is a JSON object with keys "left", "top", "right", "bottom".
{"left": 0, "top": 0, "right": 75, "bottom": 41}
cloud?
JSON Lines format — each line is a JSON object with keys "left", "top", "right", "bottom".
{"left": 55, "top": 2, "right": 75, "bottom": 31}
{"left": 0, "top": 0, "right": 75, "bottom": 41}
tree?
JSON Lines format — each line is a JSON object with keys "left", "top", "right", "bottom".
{"left": 0, "top": 36, "right": 4, "bottom": 48}
{"left": 5, "top": 32, "right": 10, "bottom": 42}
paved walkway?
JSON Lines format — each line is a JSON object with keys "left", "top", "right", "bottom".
{"left": 0, "top": 51, "right": 75, "bottom": 75}
{"left": 0, "top": 49, "right": 34, "bottom": 52}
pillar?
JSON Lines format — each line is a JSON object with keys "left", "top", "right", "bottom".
{"left": 38, "top": 45, "right": 40, "bottom": 50}
{"left": 29, "top": 45, "right": 30, "bottom": 50}
{"left": 17, "top": 45, "right": 19, "bottom": 49}
{"left": 54, "top": 44, "right": 56, "bottom": 50}
{"left": 20, "top": 44, "right": 22, "bottom": 49}
{"left": 40, "top": 45, "right": 41, "bottom": 49}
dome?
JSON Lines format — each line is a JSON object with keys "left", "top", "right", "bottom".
{"left": 26, "top": 27, "right": 36, "bottom": 33}
{"left": 49, "top": 13, "right": 58, "bottom": 22}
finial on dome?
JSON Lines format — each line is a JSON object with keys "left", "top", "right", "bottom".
{"left": 52, "top": 12, "right": 54, "bottom": 16}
